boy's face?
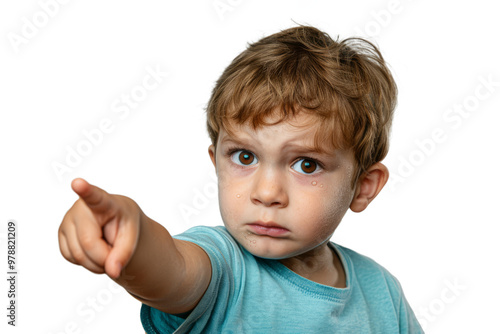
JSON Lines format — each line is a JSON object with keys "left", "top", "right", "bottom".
{"left": 209, "top": 113, "right": 357, "bottom": 260}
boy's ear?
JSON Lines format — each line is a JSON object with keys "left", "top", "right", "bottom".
{"left": 208, "top": 145, "right": 216, "bottom": 169}
{"left": 350, "top": 162, "right": 389, "bottom": 213}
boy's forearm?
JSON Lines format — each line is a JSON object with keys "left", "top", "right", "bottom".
{"left": 112, "top": 214, "right": 185, "bottom": 304}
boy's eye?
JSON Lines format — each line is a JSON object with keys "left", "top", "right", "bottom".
{"left": 231, "top": 150, "right": 258, "bottom": 166}
{"left": 291, "top": 158, "right": 318, "bottom": 174}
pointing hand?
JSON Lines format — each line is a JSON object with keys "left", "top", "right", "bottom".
{"left": 58, "top": 178, "right": 142, "bottom": 279}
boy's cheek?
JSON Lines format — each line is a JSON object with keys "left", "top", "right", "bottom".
{"left": 218, "top": 199, "right": 243, "bottom": 228}
{"left": 217, "top": 168, "right": 255, "bottom": 192}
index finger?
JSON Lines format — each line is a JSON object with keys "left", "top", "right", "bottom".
{"left": 71, "top": 178, "right": 116, "bottom": 214}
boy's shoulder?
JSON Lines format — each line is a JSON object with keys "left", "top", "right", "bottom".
{"left": 172, "top": 225, "right": 245, "bottom": 261}
{"left": 331, "top": 241, "right": 405, "bottom": 298}
{"left": 173, "top": 225, "right": 235, "bottom": 248}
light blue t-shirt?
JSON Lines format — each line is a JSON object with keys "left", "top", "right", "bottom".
{"left": 141, "top": 226, "right": 423, "bottom": 333}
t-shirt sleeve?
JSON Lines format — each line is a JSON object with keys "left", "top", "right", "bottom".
{"left": 140, "top": 226, "right": 243, "bottom": 334}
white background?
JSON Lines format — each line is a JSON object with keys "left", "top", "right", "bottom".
{"left": 1, "top": 0, "right": 499, "bottom": 333}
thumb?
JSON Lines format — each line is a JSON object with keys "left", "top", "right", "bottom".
{"left": 104, "top": 218, "right": 140, "bottom": 279}
{"left": 71, "top": 178, "right": 116, "bottom": 216}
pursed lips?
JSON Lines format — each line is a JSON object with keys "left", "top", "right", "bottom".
{"left": 247, "top": 221, "right": 290, "bottom": 237}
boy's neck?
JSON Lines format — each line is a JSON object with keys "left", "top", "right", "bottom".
{"left": 279, "top": 243, "right": 346, "bottom": 288}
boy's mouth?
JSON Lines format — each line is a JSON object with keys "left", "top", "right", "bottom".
{"left": 247, "top": 221, "right": 289, "bottom": 237}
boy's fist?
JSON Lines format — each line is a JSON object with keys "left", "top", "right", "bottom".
{"left": 58, "top": 178, "right": 141, "bottom": 279}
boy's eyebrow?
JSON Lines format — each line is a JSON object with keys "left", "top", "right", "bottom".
{"left": 220, "top": 136, "right": 248, "bottom": 148}
{"left": 220, "top": 136, "right": 331, "bottom": 155}
{"left": 282, "top": 143, "right": 333, "bottom": 156}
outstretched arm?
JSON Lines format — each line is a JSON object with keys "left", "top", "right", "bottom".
{"left": 58, "top": 178, "right": 211, "bottom": 314}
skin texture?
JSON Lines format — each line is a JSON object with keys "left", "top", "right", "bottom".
{"left": 209, "top": 113, "right": 389, "bottom": 287}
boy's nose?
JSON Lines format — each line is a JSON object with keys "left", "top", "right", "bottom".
{"left": 250, "top": 168, "right": 288, "bottom": 208}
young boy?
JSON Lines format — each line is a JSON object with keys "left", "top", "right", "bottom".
{"left": 59, "top": 25, "right": 423, "bottom": 333}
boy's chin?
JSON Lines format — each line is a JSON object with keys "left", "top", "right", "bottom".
{"left": 238, "top": 241, "right": 296, "bottom": 260}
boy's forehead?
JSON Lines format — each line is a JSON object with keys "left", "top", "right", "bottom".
{"left": 219, "top": 114, "right": 340, "bottom": 155}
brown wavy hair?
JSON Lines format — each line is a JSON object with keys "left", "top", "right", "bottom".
{"left": 205, "top": 25, "right": 397, "bottom": 188}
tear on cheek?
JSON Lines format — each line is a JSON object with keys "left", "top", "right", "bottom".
{"left": 311, "top": 181, "right": 324, "bottom": 188}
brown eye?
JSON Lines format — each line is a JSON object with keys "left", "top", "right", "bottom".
{"left": 301, "top": 160, "right": 317, "bottom": 173}
{"left": 238, "top": 151, "right": 255, "bottom": 165}
{"left": 292, "top": 159, "right": 318, "bottom": 174}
